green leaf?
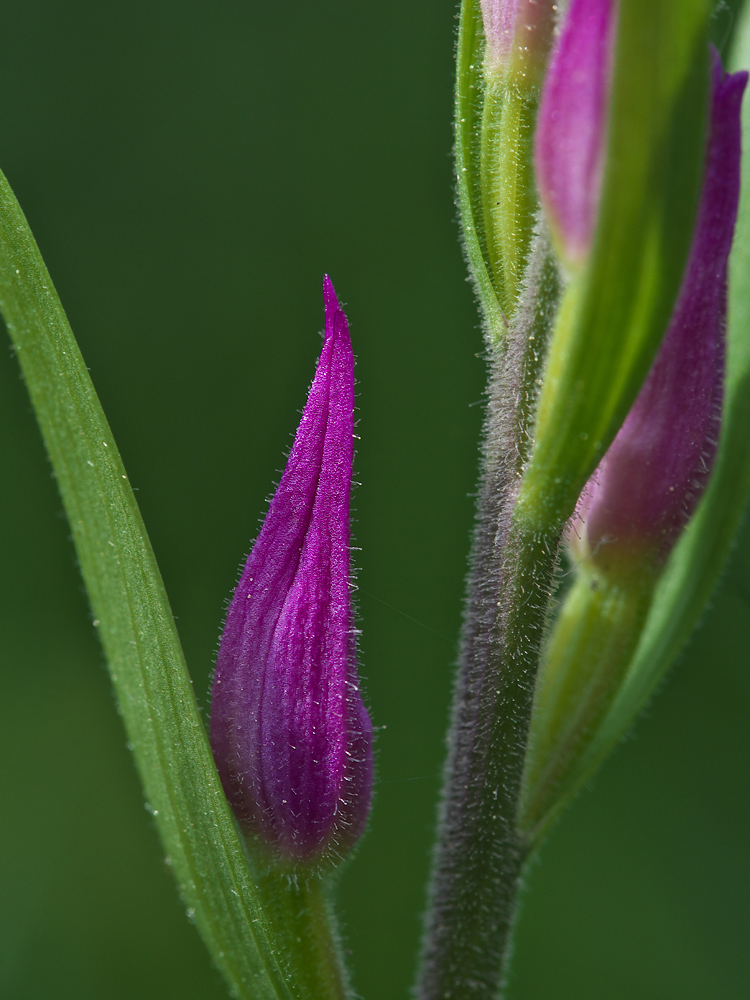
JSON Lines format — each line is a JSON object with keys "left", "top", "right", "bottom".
{"left": 520, "top": 0, "right": 713, "bottom": 527}
{"left": 0, "top": 169, "right": 343, "bottom": 1000}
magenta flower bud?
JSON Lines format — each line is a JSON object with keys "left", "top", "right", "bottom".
{"left": 573, "top": 53, "right": 747, "bottom": 576}
{"left": 534, "top": 0, "right": 616, "bottom": 265}
{"left": 209, "top": 276, "right": 373, "bottom": 866}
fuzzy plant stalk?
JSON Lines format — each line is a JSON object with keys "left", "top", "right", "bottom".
{"left": 416, "top": 1, "right": 748, "bottom": 998}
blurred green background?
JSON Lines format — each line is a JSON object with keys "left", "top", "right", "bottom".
{"left": 1, "top": 2, "right": 748, "bottom": 998}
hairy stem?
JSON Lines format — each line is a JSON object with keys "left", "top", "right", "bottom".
{"left": 253, "top": 868, "right": 351, "bottom": 1000}
{"left": 417, "top": 488, "right": 560, "bottom": 999}
{"left": 416, "top": 235, "right": 561, "bottom": 1000}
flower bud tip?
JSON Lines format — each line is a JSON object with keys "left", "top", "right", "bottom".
{"left": 210, "top": 277, "right": 373, "bottom": 866}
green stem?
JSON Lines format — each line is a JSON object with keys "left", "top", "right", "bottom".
{"left": 417, "top": 507, "right": 561, "bottom": 1000}
{"left": 416, "top": 235, "right": 562, "bottom": 996}
{"left": 254, "top": 868, "right": 351, "bottom": 1000}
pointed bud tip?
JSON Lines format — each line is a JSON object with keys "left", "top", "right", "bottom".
{"left": 209, "top": 282, "right": 372, "bottom": 867}
{"left": 323, "top": 273, "right": 339, "bottom": 322}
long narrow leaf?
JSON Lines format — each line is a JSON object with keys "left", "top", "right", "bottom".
{"left": 0, "top": 169, "right": 293, "bottom": 1000}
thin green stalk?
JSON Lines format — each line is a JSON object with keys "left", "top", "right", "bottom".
{"left": 254, "top": 870, "right": 351, "bottom": 1000}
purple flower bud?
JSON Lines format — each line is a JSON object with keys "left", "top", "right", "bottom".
{"left": 480, "top": 0, "right": 556, "bottom": 78}
{"left": 210, "top": 277, "right": 373, "bottom": 865}
{"left": 534, "top": 0, "right": 616, "bottom": 265}
{"left": 573, "top": 53, "right": 747, "bottom": 575}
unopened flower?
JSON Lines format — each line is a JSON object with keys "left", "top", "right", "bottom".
{"left": 573, "top": 52, "right": 747, "bottom": 576}
{"left": 209, "top": 276, "right": 373, "bottom": 866}
{"left": 534, "top": 0, "right": 616, "bottom": 266}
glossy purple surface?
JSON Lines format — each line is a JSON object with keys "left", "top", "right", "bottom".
{"left": 581, "top": 53, "right": 747, "bottom": 572}
{"left": 210, "top": 276, "right": 372, "bottom": 863}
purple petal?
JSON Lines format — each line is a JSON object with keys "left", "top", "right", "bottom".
{"left": 581, "top": 53, "right": 747, "bottom": 570}
{"left": 210, "top": 276, "right": 373, "bottom": 863}
{"left": 534, "top": 0, "right": 616, "bottom": 264}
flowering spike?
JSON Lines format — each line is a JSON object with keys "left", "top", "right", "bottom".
{"left": 209, "top": 276, "right": 373, "bottom": 866}
{"left": 575, "top": 52, "right": 747, "bottom": 576}
{"left": 534, "top": 0, "right": 616, "bottom": 266}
